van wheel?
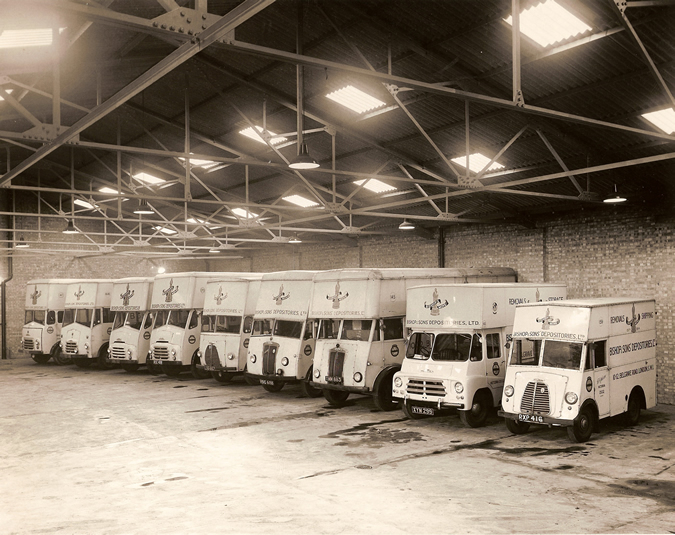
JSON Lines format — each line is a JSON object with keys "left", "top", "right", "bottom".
{"left": 262, "top": 381, "right": 284, "bottom": 392}
{"left": 624, "top": 391, "right": 641, "bottom": 426}
{"left": 32, "top": 354, "right": 51, "bottom": 365}
{"left": 300, "top": 368, "right": 322, "bottom": 398}
{"left": 121, "top": 363, "right": 140, "bottom": 372}
{"left": 323, "top": 389, "right": 350, "bottom": 407}
{"left": 373, "top": 368, "right": 399, "bottom": 411}
{"left": 505, "top": 418, "right": 530, "bottom": 435}
{"left": 191, "top": 352, "right": 211, "bottom": 379}
{"left": 52, "top": 346, "right": 71, "bottom": 366}
{"left": 567, "top": 406, "right": 594, "bottom": 443}
{"left": 146, "top": 359, "right": 162, "bottom": 375}
{"left": 97, "top": 345, "right": 114, "bottom": 369}
{"left": 212, "top": 371, "right": 234, "bottom": 383}
{"left": 402, "top": 400, "right": 430, "bottom": 420}
{"left": 459, "top": 392, "right": 490, "bottom": 428}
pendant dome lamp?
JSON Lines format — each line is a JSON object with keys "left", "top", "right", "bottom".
{"left": 399, "top": 219, "right": 415, "bottom": 230}
{"left": 603, "top": 184, "right": 626, "bottom": 204}
{"left": 63, "top": 219, "right": 79, "bottom": 234}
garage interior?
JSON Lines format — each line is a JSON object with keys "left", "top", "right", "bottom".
{"left": 1, "top": 0, "right": 675, "bottom": 533}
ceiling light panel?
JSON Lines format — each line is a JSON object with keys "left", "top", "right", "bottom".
{"left": 354, "top": 179, "right": 397, "bottom": 194}
{"left": 0, "top": 89, "right": 14, "bottom": 101}
{"left": 133, "top": 172, "right": 165, "bottom": 185}
{"left": 642, "top": 108, "right": 675, "bottom": 134}
{"left": 153, "top": 226, "right": 177, "bottom": 235}
{"left": 0, "top": 28, "right": 66, "bottom": 49}
{"left": 239, "top": 126, "right": 287, "bottom": 145}
{"left": 451, "top": 153, "right": 505, "bottom": 174}
{"left": 98, "top": 187, "right": 119, "bottom": 194}
{"left": 283, "top": 195, "right": 319, "bottom": 207}
{"left": 179, "top": 156, "right": 219, "bottom": 169}
{"left": 74, "top": 199, "right": 97, "bottom": 210}
{"left": 326, "top": 86, "right": 386, "bottom": 114}
{"left": 505, "top": 0, "right": 591, "bottom": 48}
{"left": 232, "top": 208, "right": 258, "bottom": 219}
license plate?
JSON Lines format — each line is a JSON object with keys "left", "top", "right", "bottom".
{"left": 411, "top": 406, "right": 435, "bottom": 416}
{"left": 325, "top": 376, "right": 343, "bottom": 384}
{"left": 260, "top": 379, "right": 275, "bottom": 386}
{"left": 518, "top": 414, "right": 544, "bottom": 423}
{"left": 152, "top": 360, "right": 164, "bottom": 366}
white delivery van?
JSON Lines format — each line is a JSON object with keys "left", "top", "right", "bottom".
{"left": 148, "top": 272, "right": 214, "bottom": 377}
{"left": 245, "top": 271, "right": 320, "bottom": 395}
{"left": 198, "top": 274, "right": 263, "bottom": 383}
{"left": 311, "top": 268, "right": 519, "bottom": 411}
{"left": 61, "top": 280, "right": 115, "bottom": 368}
{"left": 108, "top": 277, "right": 154, "bottom": 372}
{"left": 21, "top": 279, "right": 78, "bottom": 365}
{"left": 499, "top": 298, "right": 657, "bottom": 443}
{"left": 393, "top": 283, "right": 567, "bottom": 426}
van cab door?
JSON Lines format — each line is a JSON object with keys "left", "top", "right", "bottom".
{"left": 485, "top": 331, "right": 506, "bottom": 404}
{"left": 587, "top": 340, "right": 609, "bottom": 417}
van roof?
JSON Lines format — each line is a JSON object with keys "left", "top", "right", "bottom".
{"left": 261, "top": 270, "right": 319, "bottom": 281}
{"left": 27, "top": 279, "right": 80, "bottom": 285}
{"left": 113, "top": 277, "right": 154, "bottom": 284}
{"left": 154, "top": 272, "right": 215, "bottom": 280}
{"left": 518, "top": 297, "right": 654, "bottom": 308}
{"left": 411, "top": 282, "right": 565, "bottom": 289}
{"left": 312, "top": 267, "right": 516, "bottom": 282}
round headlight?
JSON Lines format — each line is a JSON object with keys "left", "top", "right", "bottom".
{"left": 504, "top": 385, "right": 514, "bottom": 398}
{"left": 127, "top": 348, "right": 132, "bottom": 356}
{"left": 454, "top": 382, "right": 464, "bottom": 394}
{"left": 314, "top": 369, "right": 321, "bottom": 378}
{"left": 84, "top": 343, "right": 89, "bottom": 350}
{"left": 394, "top": 377, "right": 403, "bottom": 388}
{"left": 171, "top": 348, "right": 177, "bottom": 356}
{"left": 354, "top": 372, "right": 363, "bottom": 383}
{"left": 277, "top": 368, "right": 284, "bottom": 375}
{"left": 197, "top": 350, "right": 202, "bottom": 358}
{"left": 227, "top": 353, "right": 235, "bottom": 360}
{"left": 250, "top": 354, "right": 257, "bottom": 363}
{"left": 565, "top": 391, "right": 579, "bottom": 405}
{"left": 107, "top": 347, "right": 111, "bottom": 355}
{"left": 35, "top": 341, "right": 40, "bottom": 349}
{"left": 281, "top": 357, "right": 289, "bottom": 366}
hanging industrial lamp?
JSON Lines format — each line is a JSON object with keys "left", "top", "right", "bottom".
{"left": 63, "top": 220, "right": 79, "bottom": 234}
{"left": 289, "top": 234, "right": 302, "bottom": 244}
{"left": 15, "top": 235, "right": 29, "bottom": 248}
{"left": 399, "top": 219, "right": 415, "bottom": 230}
{"left": 288, "top": 144, "right": 319, "bottom": 170}
{"left": 603, "top": 184, "right": 626, "bottom": 204}
{"left": 209, "top": 241, "right": 221, "bottom": 253}
{"left": 133, "top": 199, "right": 155, "bottom": 214}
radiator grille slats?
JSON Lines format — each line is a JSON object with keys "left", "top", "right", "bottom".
{"left": 205, "top": 345, "right": 220, "bottom": 368}
{"left": 328, "top": 350, "right": 345, "bottom": 379}
{"left": 262, "top": 343, "right": 277, "bottom": 375}
{"left": 111, "top": 345, "right": 127, "bottom": 359}
{"left": 23, "top": 340, "right": 35, "bottom": 350}
{"left": 520, "top": 381, "right": 551, "bottom": 414}
{"left": 406, "top": 379, "right": 446, "bottom": 397}
{"left": 152, "top": 346, "right": 169, "bottom": 359}
{"left": 65, "top": 341, "right": 78, "bottom": 354}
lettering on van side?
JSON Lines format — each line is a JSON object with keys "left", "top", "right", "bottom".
{"left": 512, "top": 330, "right": 585, "bottom": 341}
{"left": 612, "top": 364, "right": 655, "bottom": 381}
{"left": 608, "top": 338, "right": 657, "bottom": 356}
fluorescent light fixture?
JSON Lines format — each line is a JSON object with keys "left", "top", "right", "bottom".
{"left": 239, "top": 126, "right": 287, "bottom": 145}
{"left": 399, "top": 219, "right": 415, "bottom": 230}
{"left": 153, "top": 226, "right": 177, "bottom": 235}
{"left": 326, "top": 85, "right": 386, "bottom": 114}
{"left": 451, "top": 153, "right": 505, "bottom": 174}
{"left": 133, "top": 172, "right": 165, "bottom": 185}
{"left": 0, "top": 28, "right": 66, "bottom": 49}
{"left": 157, "top": 267, "right": 166, "bottom": 274}
{"left": 642, "top": 108, "right": 675, "bottom": 134}
{"left": 505, "top": 0, "right": 591, "bottom": 48}
{"left": 283, "top": 195, "right": 319, "bottom": 208}
{"left": 98, "top": 187, "right": 119, "bottom": 194}
{"left": 179, "top": 156, "right": 219, "bottom": 169}
{"left": 354, "top": 178, "right": 397, "bottom": 194}
{"left": 0, "top": 89, "right": 14, "bottom": 102}
{"left": 232, "top": 208, "right": 258, "bottom": 219}
{"left": 187, "top": 217, "right": 222, "bottom": 229}
{"left": 74, "top": 199, "right": 97, "bottom": 210}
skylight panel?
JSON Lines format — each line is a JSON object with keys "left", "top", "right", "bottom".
{"left": 133, "top": 172, "right": 165, "bottom": 185}
{"left": 505, "top": 0, "right": 591, "bottom": 48}
{"left": 74, "top": 199, "right": 97, "bottom": 210}
{"left": 283, "top": 195, "right": 319, "bottom": 208}
{"left": 98, "top": 187, "right": 119, "bottom": 194}
{"left": 0, "top": 28, "right": 66, "bottom": 49}
{"left": 232, "top": 208, "right": 258, "bottom": 219}
{"left": 0, "top": 89, "right": 14, "bottom": 101}
{"left": 326, "top": 85, "right": 386, "bottom": 114}
{"left": 179, "top": 156, "right": 219, "bottom": 169}
{"left": 153, "top": 226, "right": 177, "bottom": 235}
{"left": 239, "top": 126, "right": 287, "bottom": 145}
{"left": 642, "top": 108, "right": 675, "bottom": 134}
{"left": 451, "top": 153, "right": 505, "bottom": 174}
{"left": 354, "top": 178, "right": 397, "bottom": 194}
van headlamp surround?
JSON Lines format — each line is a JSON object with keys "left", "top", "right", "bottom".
{"left": 314, "top": 369, "right": 321, "bottom": 378}
{"left": 394, "top": 377, "right": 403, "bottom": 388}
{"left": 281, "top": 357, "right": 289, "bottom": 366}
{"left": 354, "top": 372, "right": 363, "bottom": 383}
{"left": 504, "top": 385, "right": 514, "bottom": 398}
{"left": 565, "top": 391, "right": 579, "bottom": 405}
{"left": 454, "top": 382, "right": 464, "bottom": 394}
{"left": 250, "top": 354, "right": 257, "bottom": 363}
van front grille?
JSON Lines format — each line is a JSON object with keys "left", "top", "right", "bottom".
{"left": 23, "top": 339, "right": 35, "bottom": 350}
{"left": 111, "top": 345, "right": 127, "bottom": 359}
{"left": 262, "top": 343, "right": 277, "bottom": 375}
{"left": 205, "top": 345, "right": 220, "bottom": 368}
{"left": 152, "top": 346, "right": 169, "bottom": 360}
{"left": 65, "top": 341, "right": 78, "bottom": 354}
{"left": 520, "top": 381, "right": 551, "bottom": 414}
{"left": 406, "top": 379, "right": 445, "bottom": 397}
{"left": 328, "top": 349, "right": 346, "bottom": 379}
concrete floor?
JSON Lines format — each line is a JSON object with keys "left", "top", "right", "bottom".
{"left": 1, "top": 358, "right": 674, "bottom": 535}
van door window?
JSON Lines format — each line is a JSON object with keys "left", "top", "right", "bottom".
{"left": 510, "top": 339, "right": 541, "bottom": 365}
{"left": 405, "top": 332, "right": 433, "bottom": 360}
{"left": 93, "top": 309, "right": 102, "bottom": 326}
{"left": 103, "top": 308, "right": 114, "bottom": 323}
{"left": 590, "top": 340, "right": 607, "bottom": 368}
{"left": 57, "top": 311, "right": 64, "bottom": 323}
{"left": 47, "top": 310, "right": 56, "bottom": 325}
{"left": 486, "top": 333, "right": 500, "bottom": 359}
{"left": 243, "top": 316, "right": 253, "bottom": 334}
{"left": 144, "top": 312, "right": 154, "bottom": 329}
{"left": 188, "top": 311, "right": 200, "bottom": 329}
{"left": 382, "top": 318, "right": 404, "bottom": 340}
{"left": 303, "top": 320, "right": 315, "bottom": 340}
{"left": 318, "top": 319, "right": 339, "bottom": 339}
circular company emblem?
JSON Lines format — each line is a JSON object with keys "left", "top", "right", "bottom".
{"left": 586, "top": 376, "right": 593, "bottom": 392}
{"left": 107, "top": 327, "right": 112, "bottom": 335}
{"left": 47, "top": 326, "right": 54, "bottom": 334}
{"left": 188, "top": 335, "right": 196, "bottom": 345}
{"left": 303, "top": 344, "right": 312, "bottom": 356}
{"left": 492, "top": 362, "right": 500, "bottom": 376}
{"left": 143, "top": 331, "right": 151, "bottom": 340}
{"left": 492, "top": 302, "right": 498, "bottom": 314}
{"left": 391, "top": 344, "right": 400, "bottom": 357}
{"left": 243, "top": 338, "right": 249, "bottom": 348}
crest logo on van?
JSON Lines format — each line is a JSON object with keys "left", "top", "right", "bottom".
{"left": 424, "top": 288, "right": 449, "bottom": 316}
{"left": 121, "top": 284, "right": 135, "bottom": 306}
{"left": 626, "top": 303, "right": 640, "bottom": 333}
{"left": 30, "top": 285, "right": 42, "bottom": 305}
{"left": 214, "top": 286, "right": 228, "bottom": 305}
{"left": 327, "top": 281, "right": 349, "bottom": 309}
{"left": 74, "top": 285, "right": 85, "bottom": 301}
{"left": 536, "top": 308, "right": 560, "bottom": 330}
{"left": 163, "top": 279, "right": 179, "bottom": 303}
{"left": 273, "top": 284, "right": 290, "bottom": 305}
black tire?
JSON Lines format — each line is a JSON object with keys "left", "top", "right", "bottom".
{"left": 459, "top": 391, "right": 491, "bottom": 428}
{"left": 74, "top": 358, "right": 93, "bottom": 368}
{"left": 211, "top": 371, "right": 234, "bottom": 383}
{"left": 52, "top": 346, "right": 71, "bottom": 366}
{"left": 624, "top": 391, "right": 641, "bottom": 426}
{"left": 163, "top": 365, "right": 183, "bottom": 377}
{"left": 323, "top": 389, "right": 350, "bottom": 407}
{"left": 191, "top": 352, "right": 211, "bottom": 380}
{"left": 402, "top": 400, "right": 431, "bottom": 420}
{"left": 121, "top": 363, "right": 140, "bottom": 372}
{"left": 505, "top": 418, "right": 530, "bottom": 435}
{"left": 97, "top": 345, "right": 114, "bottom": 370}
{"left": 299, "top": 368, "right": 322, "bottom": 398}
{"left": 567, "top": 405, "right": 594, "bottom": 443}
{"left": 146, "top": 359, "right": 162, "bottom": 375}
{"left": 262, "top": 381, "right": 284, "bottom": 392}
{"left": 32, "top": 354, "right": 51, "bottom": 365}
{"left": 373, "top": 368, "right": 399, "bottom": 411}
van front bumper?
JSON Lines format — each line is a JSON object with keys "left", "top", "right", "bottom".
{"left": 499, "top": 410, "right": 574, "bottom": 427}
{"left": 394, "top": 395, "right": 465, "bottom": 410}
{"left": 245, "top": 373, "right": 299, "bottom": 384}
{"left": 311, "top": 382, "right": 370, "bottom": 394}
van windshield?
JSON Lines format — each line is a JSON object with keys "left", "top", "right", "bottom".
{"left": 202, "top": 315, "right": 242, "bottom": 334}
{"left": 113, "top": 312, "right": 144, "bottom": 331}
{"left": 406, "top": 332, "right": 433, "bottom": 360}
{"left": 318, "top": 319, "right": 340, "bottom": 340}
{"left": 431, "top": 333, "right": 482, "bottom": 362}
{"left": 340, "top": 320, "right": 372, "bottom": 342}
{"left": 153, "top": 310, "right": 189, "bottom": 329}
{"left": 541, "top": 340, "right": 583, "bottom": 370}
{"left": 24, "top": 310, "right": 46, "bottom": 325}
{"left": 252, "top": 319, "right": 273, "bottom": 336}
{"left": 510, "top": 339, "right": 541, "bottom": 366}
{"left": 274, "top": 320, "right": 303, "bottom": 339}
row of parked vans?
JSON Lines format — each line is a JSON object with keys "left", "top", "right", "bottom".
{"left": 21, "top": 268, "right": 657, "bottom": 443}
